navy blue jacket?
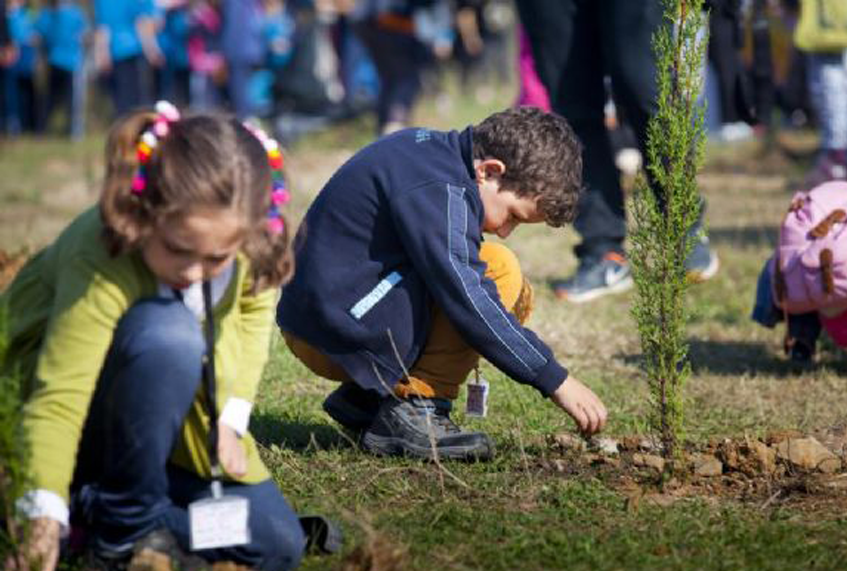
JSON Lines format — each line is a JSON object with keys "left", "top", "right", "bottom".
{"left": 277, "top": 127, "right": 567, "bottom": 397}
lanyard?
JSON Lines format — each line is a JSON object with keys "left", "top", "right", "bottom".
{"left": 201, "top": 280, "right": 222, "bottom": 490}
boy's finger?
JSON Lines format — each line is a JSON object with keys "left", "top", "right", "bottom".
{"left": 570, "top": 406, "right": 588, "bottom": 433}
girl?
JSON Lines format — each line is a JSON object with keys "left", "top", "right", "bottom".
{"left": 2, "top": 101, "right": 304, "bottom": 571}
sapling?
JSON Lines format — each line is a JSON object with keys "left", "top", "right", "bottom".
{"left": 629, "top": 0, "right": 708, "bottom": 465}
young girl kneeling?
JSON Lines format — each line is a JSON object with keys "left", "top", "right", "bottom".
{"left": 2, "top": 102, "right": 303, "bottom": 571}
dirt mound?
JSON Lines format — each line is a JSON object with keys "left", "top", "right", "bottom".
{"left": 544, "top": 428, "right": 847, "bottom": 514}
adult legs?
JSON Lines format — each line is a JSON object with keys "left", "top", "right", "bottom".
{"left": 111, "top": 56, "right": 148, "bottom": 117}
{"left": 802, "top": 51, "right": 847, "bottom": 188}
{"left": 354, "top": 21, "right": 427, "bottom": 133}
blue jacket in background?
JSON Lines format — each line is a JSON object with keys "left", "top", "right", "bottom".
{"left": 8, "top": 5, "right": 37, "bottom": 75}
{"left": 277, "top": 127, "right": 568, "bottom": 397}
{"left": 262, "top": 8, "right": 293, "bottom": 69}
{"left": 36, "top": 1, "right": 89, "bottom": 71}
{"left": 221, "top": 0, "right": 262, "bottom": 65}
{"left": 94, "top": 0, "right": 153, "bottom": 61}
{"left": 157, "top": 6, "right": 189, "bottom": 69}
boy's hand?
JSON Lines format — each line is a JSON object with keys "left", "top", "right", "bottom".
{"left": 550, "top": 377, "right": 608, "bottom": 436}
{"left": 4, "top": 517, "right": 60, "bottom": 571}
{"left": 218, "top": 422, "right": 248, "bottom": 478}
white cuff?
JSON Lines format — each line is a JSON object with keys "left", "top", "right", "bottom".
{"left": 219, "top": 398, "right": 253, "bottom": 437}
{"left": 16, "top": 490, "right": 70, "bottom": 535}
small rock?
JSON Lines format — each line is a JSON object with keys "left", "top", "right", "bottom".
{"left": 776, "top": 437, "right": 842, "bottom": 474}
{"left": 746, "top": 440, "right": 777, "bottom": 474}
{"left": 552, "top": 433, "right": 587, "bottom": 452}
{"left": 632, "top": 453, "right": 665, "bottom": 472}
{"left": 551, "top": 459, "right": 568, "bottom": 473}
{"left": 593, "top": 437, "right": 620, "bottom": 456}
{"left": 638, "top": 438, "right": 662, "bottom": 453}
{"left": 824, "top": 477, "right": 847, "bottom": 490}
{"left": 765, "top": 430, "right": 804, "bottom": 445}
{"left": 692, "top": 454, "right": 723, "bottom": 477}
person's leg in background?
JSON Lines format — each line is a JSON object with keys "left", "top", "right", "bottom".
{"left": 803, "top": 50, "right": 847, "bottom": 189}
{"left": 518, "top": 0, "right": 631, "bottom": 303}
{"left": 603, "top": 0, "right": 717, "bottom": 281}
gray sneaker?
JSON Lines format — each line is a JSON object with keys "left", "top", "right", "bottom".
{"left": 685, "top": 236, "right": 719, "bottom": 282}
{"left": 361, "top": 397, "right": 495, "bottom": 461}
{"left": 552, "top": 252, "right": 633, "bottom": 303}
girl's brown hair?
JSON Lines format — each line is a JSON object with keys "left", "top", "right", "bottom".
{"left": 100, "top": 109, "right": 293, "bottom": 292}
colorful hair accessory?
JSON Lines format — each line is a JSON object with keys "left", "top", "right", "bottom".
{"left": 131, "top": 100, "right": 181, "bottom": 195}
{"left": 244, "top": 122, "right": 291, "bottom": 235}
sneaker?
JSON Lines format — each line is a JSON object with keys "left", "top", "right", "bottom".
{"left": 685, "top": 236, "right": 719, "bottom": 283}
{"left": 361, "top": 397, "right": 495, "bottom": 461}
{"left": 802, "top": 149, "right": 847, "bottom": 191}
{"left": 551, "top": 252, "right": 633, "bottom": 303}
{"left": 322, "top": 382, "right": 382, "bottom": 432}
{"left": 86, "top": 529, "right": 207, "bottom": 571}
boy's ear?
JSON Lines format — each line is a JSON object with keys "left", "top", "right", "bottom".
{"left": 476, "top": 158, "right": 506, "bottom": 181}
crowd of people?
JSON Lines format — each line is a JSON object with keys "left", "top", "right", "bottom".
{"left": 0, "top": 0, "right": 518, "bottom": 140}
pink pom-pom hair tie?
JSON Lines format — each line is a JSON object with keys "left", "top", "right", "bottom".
{"left": 244, "top": 122, "right": 291, "bottom": 235}
{"left": 131, "top": 100, "right": 182, "bottom": 196}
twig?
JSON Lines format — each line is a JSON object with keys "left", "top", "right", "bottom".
{"left": 760, "top": 489, "right": 782, "bottom": 510}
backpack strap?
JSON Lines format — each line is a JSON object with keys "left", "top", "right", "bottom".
{"left": 810, "top": 209, "right": 846, "bottom": 238}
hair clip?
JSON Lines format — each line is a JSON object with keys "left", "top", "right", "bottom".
{"left": 244, "top": 122, "right": 291, "bottom": 235}
{"left": 131, "top": 101, "right": 181, "bottom": 195}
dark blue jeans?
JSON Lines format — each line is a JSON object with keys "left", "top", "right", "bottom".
{"left": 72, "top": 299, "right": 305, "bottom": 570}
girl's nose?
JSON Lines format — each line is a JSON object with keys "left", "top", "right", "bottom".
{"left": 182, "top": 262, "right": 204, "bottom": 283}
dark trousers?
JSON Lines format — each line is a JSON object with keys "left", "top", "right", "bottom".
{"left": 516, "top": 0, "right": 663, "bottom": 262}
{"left": 354, "top": 20, "right": 429, "bottom": 132}
{"left": 44, "top": 66, "right": 85, "bottom": 138}
{"left": 71, "top": 299, "right": 305, "bottom": 570}
{"left": 109, "top": 56, "right": 151, "bottom": 117}
{"left": 155, "top": 65, "right": 191, "bottom": 109}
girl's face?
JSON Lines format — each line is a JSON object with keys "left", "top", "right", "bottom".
{"left": 142, "top": 207, "right": 244, "bottom": 289}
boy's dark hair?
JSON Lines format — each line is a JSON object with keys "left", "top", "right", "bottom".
{"left": 472, "top": 107, "right": 583, "bottom": 227}
{"left": 100, "top": 109, "right": 293, "bottom": 293}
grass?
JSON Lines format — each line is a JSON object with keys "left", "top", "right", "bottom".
{"left": 3, "top": 80, "right": 847, "bottom": 569}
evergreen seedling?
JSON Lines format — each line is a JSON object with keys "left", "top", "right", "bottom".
{"left": 629, "top": 0, "right": 708, "bottom": 465}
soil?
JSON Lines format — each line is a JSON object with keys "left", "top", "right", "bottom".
{"left": 542, "top": 428, "right": 847, "bottom": 516}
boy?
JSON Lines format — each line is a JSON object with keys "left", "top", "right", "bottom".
{"left": 277, "top": 107, "right": 607, "bottom": 461}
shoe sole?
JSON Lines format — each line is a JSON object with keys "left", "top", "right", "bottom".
{"left": 361, "top": 432, "right": 494, "bottom": 462}
{"left": 554, "top": 275, "right": 634, "bottom": 304}
{"left": 687, "top": 252, "right": 720, "bottom": 284}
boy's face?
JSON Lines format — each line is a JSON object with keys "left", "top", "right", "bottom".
{"left": 476, "top": 159, "right": 544, "bottom": 239}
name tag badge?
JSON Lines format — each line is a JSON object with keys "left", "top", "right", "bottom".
{"left": 465, "top": 375, "right": 489, "bottom": 418}
{"left": 189, "top": 494, "right": 251, "bottom": 551}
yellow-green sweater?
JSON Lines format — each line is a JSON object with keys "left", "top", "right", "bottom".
{"left": 1, "top": 207, "right": 274, "bottom": 503}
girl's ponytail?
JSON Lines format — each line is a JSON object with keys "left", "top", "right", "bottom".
{"left": 99, "top": 110, "right": 159, "bottom": 255}
{"left": 242, "top": 216, "right": 295, "bottom": 293}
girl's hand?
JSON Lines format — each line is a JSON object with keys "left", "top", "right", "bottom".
{"left": 550, "top": 376, "right": 608, "bottom": 436}
{"left": 218, "top": 422, "right": 248, "bottom": 478}
{"left": 3, "top": 517, "right": 61, "bottom": 571}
